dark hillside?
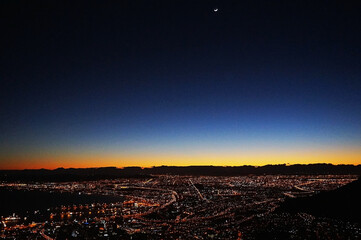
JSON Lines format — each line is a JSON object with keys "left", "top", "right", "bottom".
{"left": 280, "top": 177, "right": 361, "bottom": 223}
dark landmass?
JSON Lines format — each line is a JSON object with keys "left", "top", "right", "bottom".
{"left": 0, "top": 164, "right": 360, "bottom": 182}
{"left": 0, "top": 167, "right": 151, "bottom": 182}
{"left": 142, "top": 164, "right": 361, "bottom": 176}
{"left": 279, "top": 176, "right": 361, "bottom": 223}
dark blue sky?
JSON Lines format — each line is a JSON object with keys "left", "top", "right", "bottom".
{"left": 1, "top": 0, "right": 361, "bottom": 168}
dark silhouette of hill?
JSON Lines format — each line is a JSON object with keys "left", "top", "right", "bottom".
{"left": 0, "top": 164, "right": 360, "bottom": 182}
{"left": 279, "top": 177, "right": 361, "bottom": 223}
{"left": 141, "top": 164, "right": 361, "bottom": 176}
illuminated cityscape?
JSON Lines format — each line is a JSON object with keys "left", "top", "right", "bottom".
{"left": 1, "top": 0, "right": 361, "bottom": 239}
{"left": 1, "top": 174, "right": 360, "bottom": 239}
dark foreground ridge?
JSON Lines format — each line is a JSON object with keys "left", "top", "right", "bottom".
{"left": 0, "top": 164, "right": 360, "bottom": 182}
{"left": 279, "top": 176, "right": 361, "bottom": 223}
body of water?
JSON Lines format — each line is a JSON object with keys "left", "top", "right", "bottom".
{"left": 0, "top": 188, "right": 123, "bottom": 217}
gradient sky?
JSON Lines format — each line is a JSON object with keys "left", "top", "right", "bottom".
{"left": 1, "top": 0, "right": 361, "bottom": 169}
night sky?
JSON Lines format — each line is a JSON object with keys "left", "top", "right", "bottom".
{"left": 1, "top": 0, "right": 361, "bottom": 169}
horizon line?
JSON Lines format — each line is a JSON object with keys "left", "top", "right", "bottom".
{"left": 1, "top": 163, "right": 361, "bottom": 171}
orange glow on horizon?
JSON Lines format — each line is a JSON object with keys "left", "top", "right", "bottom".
{"left": 1, "top": 146, "right": 361, "bottom": 170}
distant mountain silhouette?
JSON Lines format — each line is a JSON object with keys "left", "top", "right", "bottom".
{"left": 0, "top": 164, "right": 360, "bottom": 182}
{"left": 279, "top": 177, "right": 361, "bottom": 223}
{"left": 141, "top": 164, "right": 361, "bottom": 175}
